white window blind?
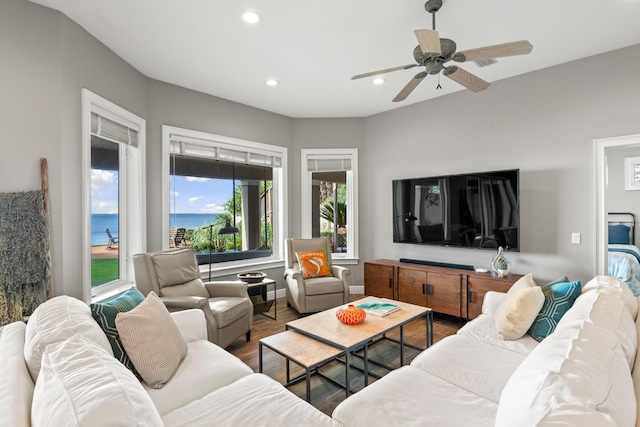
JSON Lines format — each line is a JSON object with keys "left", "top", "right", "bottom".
{"left": 307, "top": 157, "right": 352, "bottom": 172}
{"left": 170, "top": 139, "right": 282, "bottom": 168}
{"left": 91, "top": 112, "right": 139, "bottom": 147}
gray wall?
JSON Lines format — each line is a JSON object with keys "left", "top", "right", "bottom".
{"left": 362, "top": 45, "right": 640, "bottom": 285}
{"left": 2, "top": 0, "right": 640, "bottom": 300}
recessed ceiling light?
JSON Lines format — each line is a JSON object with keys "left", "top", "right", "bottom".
{"left": 266, "top": 79, "right": 279, "bottom": 86}
{"left": 372, "top": 78, "right": 386, "bottom": 85}
{"left": 241, "top": 11, "right": 261, "bottom": 24}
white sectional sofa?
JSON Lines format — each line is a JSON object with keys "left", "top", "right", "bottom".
{"left": 0, "top": 295, "right": 336, "bottom": 427}
{"left": 333, "top": 275, "right": 640, "bottom": 426}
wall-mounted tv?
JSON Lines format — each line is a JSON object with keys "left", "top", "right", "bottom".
{"left": 392, "top": 169, "right": 520, "bottom": 251}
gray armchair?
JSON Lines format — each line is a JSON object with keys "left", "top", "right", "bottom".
{"left": 132, "top": 247, "right": 253, "bottom": 348}
{"left": 284, "top": 237, "right": 350, "bottom": 314}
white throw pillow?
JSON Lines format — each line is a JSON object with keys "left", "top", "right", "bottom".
{"left": 24, "top": 295, "right": 113, "bottom": 382}
{"left": 31, "top": 334, "right": 163, "bottom": 427}
{"left": 506, "top": 273, "right": 537, "bottom": 295}
{"left": 115, "top": 291, "right": 188, "bottom": 389}
{"left": 494, "top": 285, "right": 544, "bottom": 340}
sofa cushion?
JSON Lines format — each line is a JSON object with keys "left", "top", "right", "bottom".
{"left": 31, "top": 334, "right": 163, "bottom": 427}
{"left": 143, "top": 339, "right": 253, "bottom": 416}
{"left": 556, "top": 288, "right": 637, "bottom": 368}
{"left": 495, "top": 321, "right": 635, "bottom": 427}
{"left": 631, "top": 302, "right": 640, "bottom": 426}
{"left": 303, "top": 276, "right": 346, "bottom": 296}
{"left": 411, "top": 334, "right": 526, "bottom": 403}
{"left": 528, "top": 280, "right": 581, "bottom": 342}
{"left": 0, "top": 322, "right": 34, "bottom": 427}
{"left": 162, "top": 374, "right": 335, "bottom": 427}
{"left": 494, "top": 285, "right": 544, "bottom": 340}
{"left": 333, "top": 366, "right": 498, "bottom": 427}
{"left": 90, "top": 287, "right": 145, "bottom": 377}
{"left": 457, "top": 314, "right": 539, "bottom": 355}
{"left": 115, "top": 292, "right": 188, "bottom": 389}
{"left": 295, "top": 249, "right": 332, "bottom": 279}
{"left": 24, "top": 295, "right": 113, "bottom": 382}
{"left": 583, "top": 275, "right": 638, "bottom": 320}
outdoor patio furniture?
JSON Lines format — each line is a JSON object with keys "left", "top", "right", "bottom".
{"left": 106, "top": 228, "right": 118, "bottom": 249}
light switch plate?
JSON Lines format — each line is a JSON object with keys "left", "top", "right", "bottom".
{"left": 571, "top": 233, "right": 581, "bottom": 244}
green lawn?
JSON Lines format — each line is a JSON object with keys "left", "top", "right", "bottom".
{"left": 91, "top": 258, "right": 119, "bottom": 286}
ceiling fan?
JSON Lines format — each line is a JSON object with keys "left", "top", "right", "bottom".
{"left": 352, "top": 0, "right": 533, "bottom": 102}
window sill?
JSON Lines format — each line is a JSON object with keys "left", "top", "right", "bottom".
{"left": 331, "top": 255, "right": 360, "bottom": 265}
{"left": 91, "top": 282, "right": 135, "bottom": 303}
{"left": 199, "top": 257, "right": 285, "bottom": 279}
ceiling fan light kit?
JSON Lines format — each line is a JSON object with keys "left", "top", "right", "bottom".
{"left": 352, "top": 0, "right": 533, "bottom": 102}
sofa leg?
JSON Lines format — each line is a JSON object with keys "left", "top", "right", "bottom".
{"left": 246, "top": 331, "right": 251, "bottom": 342}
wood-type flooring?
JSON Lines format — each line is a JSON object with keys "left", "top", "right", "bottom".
{"left": 227, "top": 295, "right": 461, "bottom": 416}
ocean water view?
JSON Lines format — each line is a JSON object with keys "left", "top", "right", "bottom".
{"left": 91, "top": 213, "right": 219, "bottom": 245}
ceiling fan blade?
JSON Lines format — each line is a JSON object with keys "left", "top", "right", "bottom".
{"left": 414, "top": 29, "right": 441, "bottom": 55}
{"left": 443, "top": 66, "right": 489, "bottom": 92}
{"left": 453, "top": 40, "right": 533, "bottom": 62}
{"left": 393, "top": 72, "right": 428, "bottom": 102}
{"left": 351, "top": 64, "right": 418, "bottom": 80}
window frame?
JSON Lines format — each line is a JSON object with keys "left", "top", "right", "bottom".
{"left": 161, "top": 125, "right": 288, "bottom": 276}
{"left": 301, "top": 148, "right": 359, "bottom": 263}
{"left": 82, "top": 89, "right": 146, "bottom": 302}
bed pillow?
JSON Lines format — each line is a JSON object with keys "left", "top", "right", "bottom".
{"left": 115, "top": 292, "right": 188, "bottom": 389}
{"left": 90, "top": 287, "right": 146, "bottom": 377}
{"left": 295, "top": 249, "right": 332, "bottom": 279}
{"left": 609, "top": 224, "right": 631, "bottom": 244}
{"left": 528, "top": 280, "right": 582, "bottom": 342}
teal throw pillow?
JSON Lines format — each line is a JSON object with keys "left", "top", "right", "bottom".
{"left": 90, "top": 287, "right": 146, "bottom": 377}
{"left": 528, "top": 280, "right": 581, "bottom": 342}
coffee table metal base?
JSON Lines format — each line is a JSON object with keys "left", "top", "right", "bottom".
{"left": 259, "top": 331, "right": 346, "bottom": 402}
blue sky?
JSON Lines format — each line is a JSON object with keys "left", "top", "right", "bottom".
{"left": 91, "top": 170, "right": 233, "bottom": 214}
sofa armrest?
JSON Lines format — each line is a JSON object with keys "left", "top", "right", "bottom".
{"left": 204, "top": 281, "right": 249, "bottom": 298}
{"left": 482, "top": 291, "right": 507, "bottom": 315}
{"left": 170, "top": 309, "right": 208, "bottom": 342}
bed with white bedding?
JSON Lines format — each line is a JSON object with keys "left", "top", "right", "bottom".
{"left": 608, "top": 212, "right": 640, "bottom": 296}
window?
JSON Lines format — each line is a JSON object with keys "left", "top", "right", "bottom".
{"left": 162, "top": 126, "right": 287, "bottom": 274}
{"left": 82, "top": 89, "right": 146, "bottom": 301}
{"left": 301, "top": 149, "right": 358, "bottom": 262}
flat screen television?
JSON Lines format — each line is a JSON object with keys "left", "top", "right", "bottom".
{"left": 392, "top": 169, "right": 520, "bottom": 251}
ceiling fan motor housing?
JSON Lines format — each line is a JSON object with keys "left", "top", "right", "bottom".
{"left": 424, "top": 0, "right": 442, "bottom": 14}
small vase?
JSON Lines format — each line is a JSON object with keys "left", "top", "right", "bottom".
{"left": 491, "top": 246, "right": 510, "bottom": 278}
{"left": 336, "top": 304, "right": 366, "bottom": 325}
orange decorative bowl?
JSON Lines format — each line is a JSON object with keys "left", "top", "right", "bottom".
{"left": 336, "top": 304, "right": 366, "bottom": 325}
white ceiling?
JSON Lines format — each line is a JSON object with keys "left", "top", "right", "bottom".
{"left": 28, "top": 0, "right": 640, "bottom": 118}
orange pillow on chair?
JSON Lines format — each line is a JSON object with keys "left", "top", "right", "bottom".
{"left": 295, "top": 249, "right": 333, "bottom": 279}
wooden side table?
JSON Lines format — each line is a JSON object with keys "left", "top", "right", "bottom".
{"left": 247, "top": 278, "right": 277, "bottom": 320}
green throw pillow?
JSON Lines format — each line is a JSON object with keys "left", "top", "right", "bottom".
{"left": 528, "top": 280, "right": 581, "bottom": 342}
{"left": 90, "top": 287, "right": 146, "bottom": 377}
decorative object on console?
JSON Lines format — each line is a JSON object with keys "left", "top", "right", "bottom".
{"left": 237, "top": 271, "right": 267, "bottom": 283}
{"left": 336, "top": 304, "right": 366, "bottom": 325}
{"left": 491, "top": 246, "right": 510, "bottom": 278}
